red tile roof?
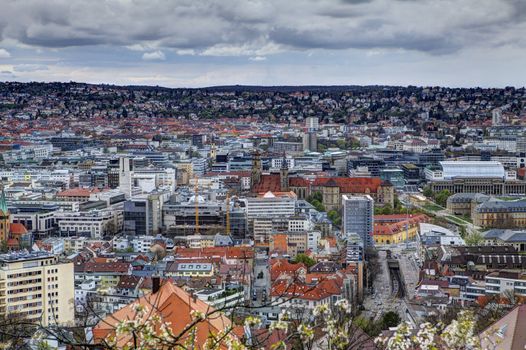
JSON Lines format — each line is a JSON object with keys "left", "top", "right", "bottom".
{"left": 252, "top": 174, "right": 281, "bottom": 193}
{"left": 174, "top": 247, "right": 255, "bottom": 260}
{"left": 10, "top": 223, "right": 28, "bottom": 236}
{"left": 93, "top": 281, "right": 233, "bottom": 349}
{"left": 270, "top": 277, "right": 343, "bottom": 301}
{"left": 270, "top": 259, "right": 306, "bottom": 281}
{"left": 82, "top": 261, "right": 131, "bottom": 273}
{"left": 373, "top": 214, "right": 429, "bottom": 236}
{"left": 289, "top": 177, "right": 310, "bottom": 187}
{"left": 312, "top": 177, "right": 386, "bottom": 193}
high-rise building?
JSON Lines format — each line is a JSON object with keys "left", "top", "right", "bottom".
{"left": 124, "top": 194, "right": 163, "bottom": 236}
{"left": 118, "top": 157, "right": 133, "bottom": 199}
{"left": 303, "top": 131, "right": 318, "bottom": 152}
{"left": 305, "top": 116, "right": 319, "bottom": 131}
{"left": 342, "top": 195, "right": 374, "bottom": 249}
{"left": 492, "top": 108, "right": 502, "bottom": 126}
{"left": 0, "top": 251, "right": 74, "bottom": 326}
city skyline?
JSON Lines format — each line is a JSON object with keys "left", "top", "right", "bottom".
{"left": 0, "top": 0, "right": 525, "bottom": 88}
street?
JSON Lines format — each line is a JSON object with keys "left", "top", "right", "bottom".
{"left": 252, "top": 253, "right": 270, "bottom": 306}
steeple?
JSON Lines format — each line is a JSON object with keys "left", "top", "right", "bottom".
{"left": 0, "top": 180, "right": 10, "bottom": 243}
{"left": 251, "top": 150, "right": 262, "bottom": 189}
{"left": 0, "top": 181, "right": 7, "bottom": 215}
{"left": 280, "top": 152, "right": 289, "bottom": 192}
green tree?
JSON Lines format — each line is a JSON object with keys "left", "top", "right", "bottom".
{"left": 423, "top": 186, "right": 433, "bottom": 198}
{"left": 465, "top": 231, "right": 483, "bottom": 245}
{"left": 381, "top": 311, "right": 401, "bottom": 329}
{"left": 307, "top": 191, "right": 323, "bottom": 203}
{"left": 350, "top": 139, "right": 361, "bottom": 149}
{"left": 435, "top": 189, "right": 451, "bottom": 206}
{"left": 310, "top": 199, "right": 325, "bottom": 212}
{"left": 0, "top": 240, "right": 7, "bottom": 253}
{"left": 292, "top": 253, "right": 316, "bottom": 268}
{"left": 336, "top": 139, "right": 348, "bottom": 150}
{"left": 353, "top": 316, "right": 382, "bottom": 337}
{"left": 375, "top": 206, "right": 393, "bottom": 215}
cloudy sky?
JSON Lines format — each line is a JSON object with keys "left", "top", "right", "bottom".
{"left": 0, "top": 0, "right": 525, "bottom": 88}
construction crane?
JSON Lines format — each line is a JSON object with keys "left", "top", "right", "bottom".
{"left": 194, "top": 175, "right": 199, "bottom": 234}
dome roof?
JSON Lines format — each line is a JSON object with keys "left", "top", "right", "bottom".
{"left": 189, "top": 195, "right": 206, "bottom": 203}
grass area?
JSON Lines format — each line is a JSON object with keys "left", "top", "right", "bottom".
{"left": 497, "top": 196, "right": 524, "bottom": 201}
{"left": 422, "top": 203, "right": 444, "bottom": 212}
{"left": 461, "top": 215, "right": 473, "bottom": 223}
{"left": 445, "top": 215, "right": 469, "bottom": 226}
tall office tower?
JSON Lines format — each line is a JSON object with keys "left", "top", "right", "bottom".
{"left": 303, "top": 117, "right": 319, "bottom": 152}
{"left": 124, "top": 194, "right": 163, "bottom": 236}
{"left": 342, "top": 195, "right": 374, "bottom": 249}
{"left": 118, "top": 157, "right": 133, "bottom": 199}
{"left": 303, "top": 132, "right": 318, "bottom": 152}
{"left": 305, "top": 116, "right": 319, "bottom": 131}
{"left": 0, "top": 252, "right": 74, "bottom": 326}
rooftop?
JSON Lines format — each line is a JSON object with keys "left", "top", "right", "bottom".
{"left": 0, "top": 250, "right": 54, "bottom": 262}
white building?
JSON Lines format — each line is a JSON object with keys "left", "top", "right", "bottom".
{"left": 425, "top": 161, "right": 507, "bottom": 181}
{"left": 118, "top": 157, "right": 133, "bottom": 199}
{"left": 54, "top": 209, "right": 121, "bottom": 238}
{"left": 419, "top": 223, "right": 465, "bottom": 246}
{"left": 245, "top": 191, "right": 297, "bottom": 220}
{"left": 288, "top": 216, "right": 313, "bottom": 232}
{"left": 485, "top": 271, "right": 526, "bottom": 297}
{"left": 307, "top": 231, "right": 321, "bottom": 251}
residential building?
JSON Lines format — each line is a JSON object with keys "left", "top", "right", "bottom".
{"left": 0, "top": 251, "right": 74, "bottom": 326}
{"left": 93, "top": 281, "right": 234, "bottom": 349}
{"left": 485, "top": 271, "right": 526, "bottom": 297}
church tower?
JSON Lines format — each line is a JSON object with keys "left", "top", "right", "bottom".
{"left": 280, "top": 153, "right": 289, "bottom": 192}
{"left": 0, "top": 181, "right": 10, "bottom": 243}
{"left": 251, "top": 150, "right": 262, "bottom": 189}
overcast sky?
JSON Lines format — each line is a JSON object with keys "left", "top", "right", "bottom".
{"left": 0, "top": 0, "right": 525, "bottom": 88}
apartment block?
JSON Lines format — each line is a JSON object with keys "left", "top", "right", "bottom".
{"left": 0, "top": 252, "right": 74, "bottom": 326}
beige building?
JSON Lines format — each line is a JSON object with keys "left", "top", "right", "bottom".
{"left": 446, "top": 193, "right": 490, "bottom": 216}
{"left": 473, "top": 199, "right": 526, "bottom": 228}
{"left": 0, "top": 252, "right": 74, "bottom": 326}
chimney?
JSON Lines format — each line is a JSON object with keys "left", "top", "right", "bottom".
{"left": 152, "top": 276, "right": 161, "bottom": 294}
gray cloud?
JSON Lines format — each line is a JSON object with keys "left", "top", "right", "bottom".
{"left": 0, "top": 48, "right": 10, "bottom": 58}
{"left": 0, "top": 0, "right": 524, "bottom": 56}
{"left": 142, "top": 51, "right": 166, "bottom": 61}
{"left": 13, "top": 64, "right": 49, "bottom": 72}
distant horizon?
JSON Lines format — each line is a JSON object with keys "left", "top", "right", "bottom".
{"left": 1, "top": 80, "right": 525, "bottom": 90}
